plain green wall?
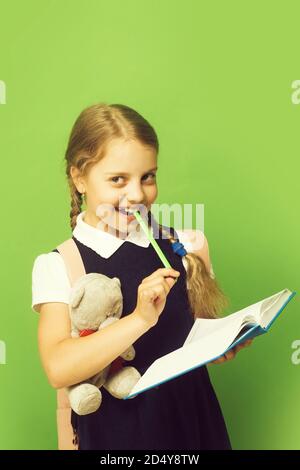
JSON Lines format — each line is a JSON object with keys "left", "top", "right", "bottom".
{"left": 0, "top": 0, "right": 299, "bottom": 450}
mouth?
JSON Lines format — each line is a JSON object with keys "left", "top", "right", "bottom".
{"left": 115, "top": 206, "right": 141, "bottom": 221}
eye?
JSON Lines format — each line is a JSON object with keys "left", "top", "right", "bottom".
{"left": 110, "top": 173, "right": 156, "bottom": 184}
{"left": 110, "top": 176, "right": 125, "bottom": 184}
{"left": 142, "top": 172, "right": 156, "bottom": 182}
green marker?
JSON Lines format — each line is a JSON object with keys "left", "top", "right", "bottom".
{"left": 133, "top": 210, "right": 178, "bottom": 282}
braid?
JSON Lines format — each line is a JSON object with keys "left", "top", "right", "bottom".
{"left": 156, "top": 222, "right": 229, "bottom": 320}
{"left": 70, "top": 181, "right": 83, "bottom": 231}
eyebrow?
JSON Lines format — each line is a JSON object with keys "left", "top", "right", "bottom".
{"left": 104, "top": 167, "right": 158, "bottom": 176}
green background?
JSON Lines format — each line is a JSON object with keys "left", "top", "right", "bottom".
{"left": 0, "top": 0, "right": 299, "bottom": 450}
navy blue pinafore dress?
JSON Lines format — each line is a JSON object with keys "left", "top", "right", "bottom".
{"left": 53, "top": 217, "right": 232, "bottom": 450}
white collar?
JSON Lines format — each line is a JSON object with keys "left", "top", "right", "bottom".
{"left": 72, "top": 210, "right": 152, "bottom": 258}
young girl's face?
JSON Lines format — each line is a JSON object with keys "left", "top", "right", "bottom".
{"left": 72, "top": 138, "right": 158, "bottom": 237}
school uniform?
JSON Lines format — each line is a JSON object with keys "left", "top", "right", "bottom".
{"left": 31, "top": 210, "right": 231, "bottom": 450}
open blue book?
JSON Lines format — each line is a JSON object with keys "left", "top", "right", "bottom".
{"left": 124, "top": 288, "right": 296, "bottom": 399}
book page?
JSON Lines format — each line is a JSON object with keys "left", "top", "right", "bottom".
{"left": 260, "top": 289, "right": 292, "bottom": 328}
{"left": 126, "top": 288, "right": 295, "bottom": 399}
{"left": 183, "top": 300, "right": 263, "bottom": 347}
{"left": 184, "top": 290, "right": 293, "bottom": 347}
{"left": 127, "top": 313, "right": 251, "bottom": 398}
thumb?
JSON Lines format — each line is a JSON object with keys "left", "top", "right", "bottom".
{"left": 165, "top": 276, "right": 178, "bottom": 288}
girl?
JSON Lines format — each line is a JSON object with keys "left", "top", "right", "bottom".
{"left": 31, "top": 103, "right": 252, "bottom": 450}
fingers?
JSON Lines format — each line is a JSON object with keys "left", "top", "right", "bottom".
{"left": 224, "top": 350, "right": 236, "bottom": 361}
{"left": 141, "top": 276, "right": 171, "bottom": 297}
{"left": 235, "top": 344, "right": 246, "bottom": 353}
{"left": 235, "top": 339, "right": 253, "bottom": 352}
{"left": 137, "top": 268, "right": 180, "bottom": 317}
{"left": 143, "top": 268, "right": 180, "bottom": 283}
{"left": 210, "top": 339, "right": 254, "bottom": 366}
{"left": 143, "top": 274, "right": 178, "bottom": 290}
{"left": 210, "top": 356, "right": 227, "bottom": 365}
{"left": 212, "top": 351, "right": 236, "bottom": 364}
{"left": 140, "top": 283, "right": 166, "bottom": 303}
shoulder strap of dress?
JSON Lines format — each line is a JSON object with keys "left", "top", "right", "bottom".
{"left": 54, "top": 237, "right": 85, "bottom": 451}
{"left": 56, "top": 238, "right": 86, "bottom": 286}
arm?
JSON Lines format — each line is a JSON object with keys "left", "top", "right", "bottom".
{"left": 38, "top": 302, "right": 150, "bottom": 389}
{"left": 187, "top": 229, "right": 212, "bottom": 274}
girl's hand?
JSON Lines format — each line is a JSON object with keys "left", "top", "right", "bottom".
{"left": 208, "top": 339, "right": 254, "bottom": 365}
{"left": 133, "top": 268, "right": 180, "bottom": 329}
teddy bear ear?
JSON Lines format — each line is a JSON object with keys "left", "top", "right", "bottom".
{"left": 112, "top": 277, "right": 121, "bottom": 286}
{"left": 70, "top": 285, "right": 85, "bottom": 309}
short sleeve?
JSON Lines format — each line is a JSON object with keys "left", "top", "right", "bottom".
{"left": 176, "top": 229, "right": 215, "bottom": 279}
{"left": 31, "top": 252, "right": 71, "bottom": 313}
{"left": 209, "top": 262, "right": 215, "bottom": 279}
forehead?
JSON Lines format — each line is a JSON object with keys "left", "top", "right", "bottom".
{"left": 98, "top": 138, "right": 157, "bottom": 174}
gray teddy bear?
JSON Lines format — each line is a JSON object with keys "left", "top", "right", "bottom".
{"left": 65, "top": 273, "right": 141, "bottom": 415}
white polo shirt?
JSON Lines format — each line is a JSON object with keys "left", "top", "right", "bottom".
{"left": 31, "top": 211, "right": 214, "bottom": 313}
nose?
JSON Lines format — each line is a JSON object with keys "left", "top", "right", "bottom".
{"left": 124, "top": 181, "right": 146, "bottom": 206}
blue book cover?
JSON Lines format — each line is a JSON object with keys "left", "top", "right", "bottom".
{"left": 124, "top": 288, "right": 296, "bottom": 400}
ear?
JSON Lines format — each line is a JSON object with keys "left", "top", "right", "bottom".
{"left": 70, "top": 284, "right": 85, "bottom": 309}
{"left": 112, "top": 277, "right": 121, "bottom": 287}
{"left": 70, "top": 165, "right": 85, "bottom": 194}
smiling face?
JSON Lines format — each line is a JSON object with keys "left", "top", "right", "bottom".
{"left": 71, "top": 137, "right": 158, "bottom": 238}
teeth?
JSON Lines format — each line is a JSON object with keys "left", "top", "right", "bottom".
{"left": 119, "top": 207, "right": 135, "bottom": 215}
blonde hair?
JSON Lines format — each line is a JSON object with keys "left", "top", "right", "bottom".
{"left": 64, "top": 102, "right": 229, "bottom": 319}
